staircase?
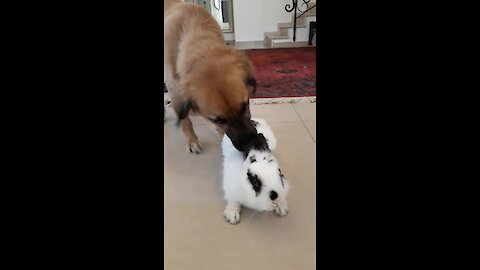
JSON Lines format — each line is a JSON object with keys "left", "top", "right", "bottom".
{"left": 264, "top": 2, "right": 316, "bottom": 48}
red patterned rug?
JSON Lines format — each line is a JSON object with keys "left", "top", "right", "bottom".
{"left": 243, "top": 47, "right": 316, "bottom": 98}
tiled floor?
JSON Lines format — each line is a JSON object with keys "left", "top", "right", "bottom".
{"left": 164, "top": 102, "right": 316, "bottom": 270}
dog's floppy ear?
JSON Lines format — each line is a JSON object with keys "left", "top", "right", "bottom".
{"left": 245, "top": 76, "right": 257, "bottom": 95}
{"left": 237, "top": 51, "right": 257, "bottom": 95}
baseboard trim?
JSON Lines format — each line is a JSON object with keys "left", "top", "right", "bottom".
{"left": 165, "top": 94, "right": 316, "bottom": 107}
{"left": 250, "top": 96, "right": 316, "bottom": 105}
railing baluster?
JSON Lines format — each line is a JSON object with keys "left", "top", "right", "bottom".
{"left": 285, "top": 0, "right": 316, "bottom": 43}
{"left": 293, "top": 1, "right": 297, "bottom": 41}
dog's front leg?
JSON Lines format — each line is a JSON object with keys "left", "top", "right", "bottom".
{"left": 180, "top": 116, "right": 202, "bottom": 154}
{"left": 215, "top": 126, "right": 225, "bottom": 141}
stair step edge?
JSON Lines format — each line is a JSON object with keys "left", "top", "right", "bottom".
{"left": 267, "top": 35, "right": 290, "bottom": 40}
{"left": 265, "top": 33, "right": 290, "bottom": 39}
{"left": 278, "top": 22, "right": 307, "bottom": 28}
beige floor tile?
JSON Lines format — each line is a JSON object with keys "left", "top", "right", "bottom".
{"left": 164, "top": 107, "right": 316, "bottom": 270}
{"left": 250, "top": 103, "right": 301, "bottom": 122}
{"left": 304, "top": 121, "right": 316, "bottom": 142}
{"left": 293, "top": 102, "right": 316, "bottom": 122}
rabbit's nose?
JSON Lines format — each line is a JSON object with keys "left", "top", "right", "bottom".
{"left": 270, "top": 191, "right": 278, "bottom": 201}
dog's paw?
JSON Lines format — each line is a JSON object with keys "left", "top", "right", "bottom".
{"left": 274, "top": 201, "right": 288, "bottom": 217}
{"left": 164, "top": 99, "right": 171, "bottom": 107}
{"left": 186, "top": 141, "right": 202, "bottom": 154}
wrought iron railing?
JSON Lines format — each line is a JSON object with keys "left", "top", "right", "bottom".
{"left": 285, "top": 0, "right": 316, "bottom": 41}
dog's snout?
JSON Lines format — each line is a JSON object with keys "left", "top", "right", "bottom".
{"left": 225, "top": 118, "right": 258, "bottom": 152}
{"left": 227, "top": 131, "right": 257, "bottom": 152}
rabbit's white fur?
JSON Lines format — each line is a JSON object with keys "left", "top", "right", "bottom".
{"left": 222, "top": 118, "right": 289, "bottom": 224}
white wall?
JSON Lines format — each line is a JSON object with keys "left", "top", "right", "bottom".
{"left": 233, "top": 0, "right": 292, "bottom": 42}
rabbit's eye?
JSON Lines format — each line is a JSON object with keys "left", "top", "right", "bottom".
{"left": 270, "top": 191, "right": 278, "bottom": 201}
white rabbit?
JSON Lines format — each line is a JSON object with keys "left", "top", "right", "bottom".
{"left": 222, "top": 118, "right": 289, "bottom": 225}
{"left": 250, "top": 118, "right": 277, "bottom": 151}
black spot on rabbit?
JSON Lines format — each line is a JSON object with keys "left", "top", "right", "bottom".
{"left": 247, "top": 170, "right": 262, "bottom": 196}
{"left": 249, "top": 155, "right": 257, "bottom": 163}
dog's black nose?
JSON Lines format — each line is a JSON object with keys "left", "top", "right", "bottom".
{"left": 270, "top": 190, "right": 278, "bottom": 201}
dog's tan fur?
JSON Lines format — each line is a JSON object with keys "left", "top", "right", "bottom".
{"left": 164, "top": 0, "right": 257, "bottom": 153}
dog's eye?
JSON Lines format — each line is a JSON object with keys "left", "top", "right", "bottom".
{"left": 239, "top": 102, "right": 248, "bottom": 115}
{"left": 210, "top": 117, "right": 228, "bottom": 125}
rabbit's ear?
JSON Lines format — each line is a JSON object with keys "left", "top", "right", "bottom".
{"left": 278, "top": 168, "right": 285, "bottom": 188}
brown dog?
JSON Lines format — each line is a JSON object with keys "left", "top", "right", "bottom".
{"left": 164, "top": 0, "right": 259, "bottom": 154}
